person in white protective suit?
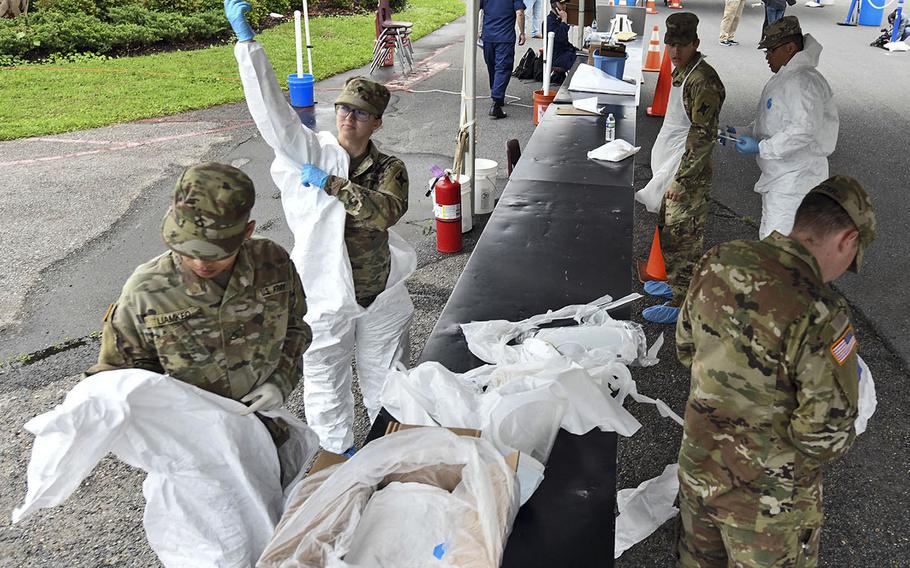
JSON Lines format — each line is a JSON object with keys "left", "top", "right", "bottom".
{"left": 225, "top": 0, "right": 416, "bottom": 454}
{"left": 722, "top": 16, "right": 838, "bottom": 239}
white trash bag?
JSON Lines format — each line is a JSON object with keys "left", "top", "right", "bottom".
{"left": 13, "top": 369, "right": 320, "bottom": 568}
{"left": 258, "top": 428, "right": 519, "bottom": 568}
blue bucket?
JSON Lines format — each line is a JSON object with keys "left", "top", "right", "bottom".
{"left": 288, "top": 73, "right": 315, "bottom": 108}
{"left": 593, "top": 52, "right": 628, "bottom": 80}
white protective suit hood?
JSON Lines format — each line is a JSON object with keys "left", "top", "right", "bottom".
{"left": 752, "top": 33, "right": 839, "bottom": 197}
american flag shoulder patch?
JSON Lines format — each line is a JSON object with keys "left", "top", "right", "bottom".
{"left": 830, "top": 325, "right": 857, "bottom": 366}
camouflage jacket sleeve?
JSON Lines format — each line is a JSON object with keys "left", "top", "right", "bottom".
{"left": 676, "top": 248, "right": 715, "bottom": 367}
{"left": 263, "top": 264, "right": 311, "bottom": 399}
{"left": 785, "top": 304, "right": 859, "bottom": 465}
{"left": 86, "top": 299, "right": 163, "bottom": 376}
{"left": 672, "top": 71, "right": 724, "bottom": 195}
{"left": 323, "top": 158, "right": 409, "bottom": 231}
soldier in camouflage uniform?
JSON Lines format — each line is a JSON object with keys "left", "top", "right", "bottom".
{"left": 87, "top": 163, "right": 311, "bottom": 422}
{"left": 300, "top": 76, "right": 409, "bottom": 307}
{"left": 642, "top": 13, "right": 725, "bottom": 325}
{"left": 675, "top": 175, "right": 875, "bottom": 567}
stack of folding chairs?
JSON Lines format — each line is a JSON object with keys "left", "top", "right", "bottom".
{"left": 370, "top": 1, "right": 415, "bottom": 74}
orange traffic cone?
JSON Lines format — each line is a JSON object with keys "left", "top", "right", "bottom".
{"left": 646, "top": 49, "right": 672, "bottom": 117}
{"left": 668, "top": 0, "right": 683, "bottom": 8}
{"left": 643, "top": 26, "right": 662, "bottom": 72}
{"left": 637, "top": 226, "right": 668, "bottom": 282}
{"left": 646, "top": 0, "right": 658, "bottom": 14}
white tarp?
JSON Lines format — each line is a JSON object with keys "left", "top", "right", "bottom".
{"left": 258, "top": 428, "right": 518, "bottom": 568}
{"left": 235, "top": 41, "right": 416, "bottom": 453}
{"left": 13, "top": 369, "right": 319, "bottom": 568}
{"left": 568, "top": 63, "right": 637, "bottom": 96}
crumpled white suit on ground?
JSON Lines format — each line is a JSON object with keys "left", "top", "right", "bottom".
{"left": 12, "top": 369, "right": 320, "bottom": 568}
{"left": 741, "top": 34, "right": 838, "bottom": 238}
{"left": 234, "top": 41, "right": 416, "bottom": 453}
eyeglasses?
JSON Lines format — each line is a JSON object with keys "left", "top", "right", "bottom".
{"left": 336, "top": 104, "right": 373, "bottom": 122}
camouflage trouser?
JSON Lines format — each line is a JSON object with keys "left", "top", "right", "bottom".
{"left": 677, "top": 488, "right": 821, "bottom": 568}
{"left": 659, "top": 190, "right": 709, "bottom": 300}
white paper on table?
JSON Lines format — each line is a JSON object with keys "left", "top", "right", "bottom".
{"left": 614, "top": 463, "right": 680, "bottom": 558}
{"left": 569, "top": 63, "right": 637, "bottom": 96}
{"left": 587, "top": 139, "right": 641, "bottom": 162}
{"left": 572, "top": 96, "right": 600, "bottom": 114}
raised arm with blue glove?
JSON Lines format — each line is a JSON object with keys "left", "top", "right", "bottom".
{"left": 735, "top": 134, "right": 760, "bottom": 155}
{"left": 224, "top": 0, "right": 255, "bottom": 43}
{"left": 300, "top": 164, "right": 330, "bottom": 189}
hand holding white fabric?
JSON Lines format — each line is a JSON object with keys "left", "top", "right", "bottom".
{"left": 241, "top": 383, "right": 284, "bottom": 415}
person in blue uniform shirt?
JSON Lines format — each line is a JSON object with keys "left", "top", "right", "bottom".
{"left": 546, "top": 0, "right": 578, "bottom": 81}
{"left": 480, "top": 0, "right": 526, "bottom": 119}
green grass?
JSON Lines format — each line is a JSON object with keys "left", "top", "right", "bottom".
{"left": 0, "top": 0, "right": 464, "bottom": 141}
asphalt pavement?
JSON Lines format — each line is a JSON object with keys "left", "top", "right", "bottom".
{"left": 0, "top": 2, "right": 908, "bottom": 566}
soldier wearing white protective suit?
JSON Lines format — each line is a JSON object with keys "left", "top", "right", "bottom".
{"left": 724, "top": 16, "right": 839, "bottom": 239}
{"left": 225, "top": 0, "right": 416, "bottom": 454}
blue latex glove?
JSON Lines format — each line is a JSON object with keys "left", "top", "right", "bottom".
{"left": 224, "top": 0, "right": 255, "bottom": 43}
{"left": 642, "top": 301, "right": 680, "bottom": 324}
{"left": 735, "top": 134, "right": 760, "bottom": 155}
{"left": 342, "top": 446, "right": 357, "bottom": 458}
{"left": 717, "top": 125, "right": 736, "bottom": 146}
{"left": 300, "top": 164, "right": 330, "bottom": 189}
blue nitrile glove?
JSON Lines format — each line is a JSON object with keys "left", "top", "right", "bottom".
{"left": 342, "top": 446, "right": 357, "bottom": 458}
{"left": 224, "top": 0, "right": 255, "bottom": 43}
{"left": 300, "top": 164, "right": 330, "bottom": 189}
{"left": 735, "top": 134, "right": 760, "bottom": 155}
{"left": 717, "top": 125, "right": 736, "bottom": 146}
{"left": 642, "top": 301, "right": 680, "bottom": 325}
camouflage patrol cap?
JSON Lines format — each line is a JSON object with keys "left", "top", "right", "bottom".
{"left": 664, "top": 12, "right": 699, "bottom": 45}
{"left": 758, "top": 16, "right": 802, "bottom": 50}
{"left": 161, "top": 163, "right": 255, "bottom": 261}
{"left": 809, "top": 175, "right": 876, "bottom": 273}
{"left": 334, "top": 76, "right": 390, "bottom": 117}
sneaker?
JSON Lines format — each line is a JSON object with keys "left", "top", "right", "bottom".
{"left": 727, "top": 38, "right": 740, "bottom": 45}
{"left": 489, "top": 103, "right": 506, "bottom": 119}
{"left": 719, "top": 39, "right": 733, "bottom": 46}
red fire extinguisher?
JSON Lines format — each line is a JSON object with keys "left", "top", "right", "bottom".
{"left": 429, "top": 173, "right": 462, "bottom": 253}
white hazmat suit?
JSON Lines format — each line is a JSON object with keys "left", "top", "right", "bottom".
{"left": 234, "top": 41, "right": 416, "bottom": 453}
{"left": 741, "top": 34, "right": 838, "bottom": 238}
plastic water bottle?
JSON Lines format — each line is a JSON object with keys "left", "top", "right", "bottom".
{"left": 604, "top": 113, "right": 615, "bottom": 142}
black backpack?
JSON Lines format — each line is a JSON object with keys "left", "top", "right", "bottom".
{"left": 512, "top": 48, "right": 537, "bottom": 80}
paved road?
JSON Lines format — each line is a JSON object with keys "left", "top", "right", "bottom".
{"left": 0, "top": 2, "right": 908, "bottom": 566}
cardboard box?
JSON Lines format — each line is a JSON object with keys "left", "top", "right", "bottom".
{"left": 310, "top": 422, "right": 520, "bottom": 474}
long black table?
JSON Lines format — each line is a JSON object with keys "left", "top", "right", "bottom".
{"left": 368, "top": 55, "right": 638, "bottom": 567}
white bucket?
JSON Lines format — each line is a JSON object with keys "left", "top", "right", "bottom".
{"left": 472, "top": 159, "right": 498, "bottom": 215}
{"left": 455, "top": 175, "right": 474, "bottom": 233}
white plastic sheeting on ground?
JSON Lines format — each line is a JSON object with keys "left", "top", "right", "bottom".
{"left": 258, "top": 428, "right": 518, "bottom": 568}
{"left": 12, "top": 369, "right": 319, "bottom": 568}
{"left": 235, "top": 41, "right": 416, "bottom": 453}
{"left": 614, "top": 463, "right": 680, "bottom": 559}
